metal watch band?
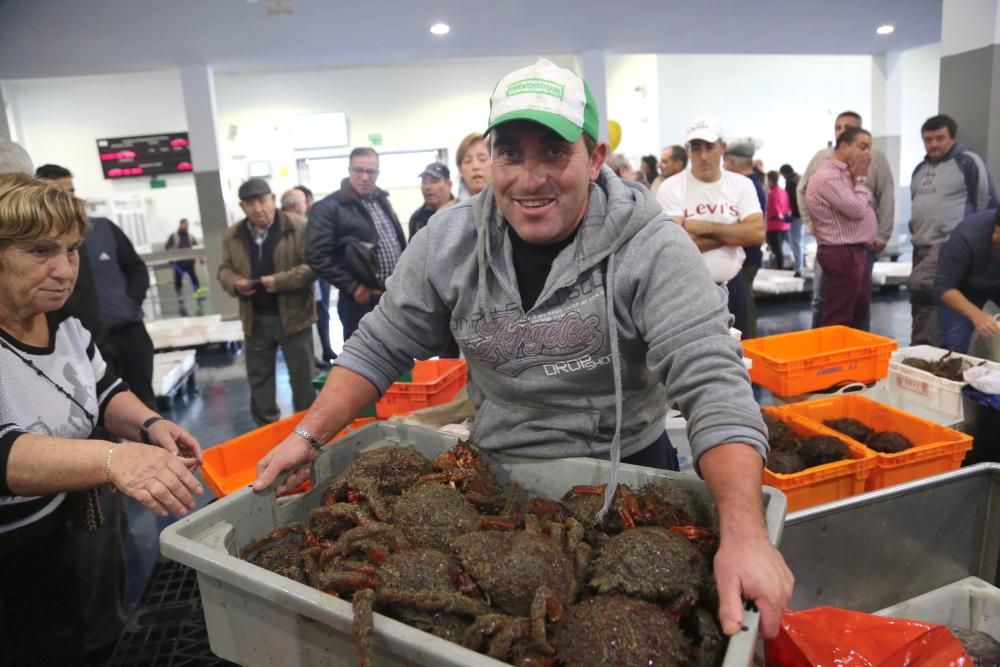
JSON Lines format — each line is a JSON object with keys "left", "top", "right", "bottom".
{"left": 293, "top": 426, "right": 325, "bottom": 451}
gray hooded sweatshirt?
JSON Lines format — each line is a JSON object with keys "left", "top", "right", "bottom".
{"left": 336, "top": 166, "right": 767, "bottom": 471}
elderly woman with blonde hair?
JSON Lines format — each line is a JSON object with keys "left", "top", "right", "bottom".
{"left": 0, "top": 173, "right": 204, "bottom": 664}
{"left": 456, "top": 131, "right": 491, "bottom": 200}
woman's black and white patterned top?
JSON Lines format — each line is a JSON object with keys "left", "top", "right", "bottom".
{"left": 0, "top": 310, "right": 126, "bottom": 534}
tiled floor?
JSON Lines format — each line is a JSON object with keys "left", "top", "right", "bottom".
{"left": 124, "top": 287, "right": 914, "bottom": 608}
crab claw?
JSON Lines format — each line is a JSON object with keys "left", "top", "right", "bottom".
{"left": 670, "top": 524, "right": 720, "bottom": 552}
{"left": 480, "top": 517, "right": 519, "bottom": 531}
{"left": 615, "top": 487, "right": 645, "bottom": 529}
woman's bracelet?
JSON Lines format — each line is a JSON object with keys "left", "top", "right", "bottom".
{"left": 105, "top": 443, "right": 118, "bottom": 485}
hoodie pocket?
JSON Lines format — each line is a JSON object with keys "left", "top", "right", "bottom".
{"left": 469, "top": 398, "right": 600, "bottom": 457}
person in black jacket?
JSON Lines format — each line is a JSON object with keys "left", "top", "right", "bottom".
{"left": 165, "top": 218, "right": 201, "bottom": 316}
{"left": 306, "top": 147, "right": 406, "bottom": 341}
{"left": 37, "top": 164, "right": 156, "bottom": 408}
{"left": 408, "top": 162, "right": 456, "bottom": 238}
{"left": 779, "top": 164, "right": 804, "bottom": 277}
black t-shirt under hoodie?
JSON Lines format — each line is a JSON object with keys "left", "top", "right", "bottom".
{"left": 506, "top": 223, "right": 579, "bottom": 311}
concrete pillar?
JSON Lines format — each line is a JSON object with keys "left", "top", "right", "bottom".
{"left": 577, "top": 50, "right": 610, "bottom": 143}
{"left": 0, "top": 85, "right": 12, "bottom": 142}
{"left": 178, "top": 65, "right": 237, "bottom": 320}
{"left": 939, "top": 0, "right": 1000, "bottom": 176}
{"left": 871, "top": 50, "right": 903, "bottom": 185}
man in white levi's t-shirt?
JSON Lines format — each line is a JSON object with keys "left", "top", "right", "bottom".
{"left": 657, "top": 118, "right": 765, "bottom": 336}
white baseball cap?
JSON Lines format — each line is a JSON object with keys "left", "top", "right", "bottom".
{"left": 486, "top": 59, "right": 599, "bottom": 142}
{"left": 686, "top": 118, "right": 724, "bottom": 144}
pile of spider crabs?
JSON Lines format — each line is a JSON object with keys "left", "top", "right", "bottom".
{"left": 241, "top": 440, "right": 729, "bottom": 666}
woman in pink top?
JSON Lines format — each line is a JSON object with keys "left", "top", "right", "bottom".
{"left": 766, "top": 170, "right": 791, "bottom": 269}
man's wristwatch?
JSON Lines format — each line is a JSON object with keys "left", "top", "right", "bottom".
{"left": 140, "top": 416, "right": 164, "bottom": 444}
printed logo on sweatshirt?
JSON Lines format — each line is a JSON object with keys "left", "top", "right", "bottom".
{"left": 98, "top": 252, "right": 112, "bottom": 261}
{"left": 464, "top": 308, "right": 605, "bottom": 377}
{"left": 543, "top": 354, "right": 612, "bottom": 376}
{"left": 684, "top": 202, "right": 741, "bottom": 219}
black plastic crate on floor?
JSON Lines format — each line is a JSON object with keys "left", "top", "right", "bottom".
{"left": 110, "top": 559, "right": 236, "bottom": 667}
{"left": 134, "top": 557, "right": 200, "bottom": 608}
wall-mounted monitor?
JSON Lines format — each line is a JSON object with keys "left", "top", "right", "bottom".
{"left": 96, "top": 132, "right": 193, "bottom": 179}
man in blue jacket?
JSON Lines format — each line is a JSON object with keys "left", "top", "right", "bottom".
{"left": 255, "top": 59, "right": 793, "bottom": 640}
{"left": 935, "top": 208, "right": 1000, "bottom": 352}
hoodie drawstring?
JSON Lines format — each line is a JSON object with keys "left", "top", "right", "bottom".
{"left": 596, "top": 252, "right": 624, "bottom": 524}
{"left": 475, "top": 192, "right": 493, "bottom": 315}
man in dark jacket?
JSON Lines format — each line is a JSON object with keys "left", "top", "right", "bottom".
{"left": 408, "top": 162, "right": 456, "bottom": 238}
{"left": 935, "top": 208, "right": 1000, "bottom": 352}
{"left": 306, "top": 147, "right": 406, "bottom": 341}
{"left": 408, "top": 162, "right": 460, "bottom": 358}
{"left": 36, "top": 163, "right": 155, "bottom": 408}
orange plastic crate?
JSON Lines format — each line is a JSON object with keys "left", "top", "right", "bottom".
{"left": 743, "top": 326, "right": 897, "bottom": 397}
{"left": 201, "top": 413, "right": 377, "bottom": 497}
{"left": 375, "top": 358, "right": 467, "bottom": 418}
{"left": 761, "top": 407, "right": 876, "bottom": 512}
{"left": 776, "top": 394, "right": 972, "bottom": 491}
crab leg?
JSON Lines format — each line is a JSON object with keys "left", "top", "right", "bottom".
{"left": 241, "top": 522, "right": 304, "bottom": 558}
{"left": 529, "top": 587, "right": 558, "bottom": 655}
{"left": 319, "top": 571, "right": 377, "bottom": 594}
{"left": 568, "top": 484, "right": 606, "bottom": 496}
{"left": 479, "top": 516, "right": 519, "bottom": 531}
{"left": 352, "top": 588, "right": 375, "bottom": 667}
{"left": 335, "top": 524, "right": 409, "bottom": 556}
{"left": 375, "top": 590, "right": 492, "bottom": 617}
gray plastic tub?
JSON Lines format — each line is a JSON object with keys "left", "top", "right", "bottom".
{"left": 161, "top": 421, "right": 787, "bottom": 667}
{"left": 781, "top": 463, "right": 1000, "bottom": 613}
{"left": 875, "top": 576, "right": 1000, "bottom": 636}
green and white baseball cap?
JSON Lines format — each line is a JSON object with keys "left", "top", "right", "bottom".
{"left": 485, "top": 59, "right": 599, "bottom": 143}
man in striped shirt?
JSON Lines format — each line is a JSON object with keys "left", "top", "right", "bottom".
{"left": 805, "top": 127, "right": 877, "bottom": 329}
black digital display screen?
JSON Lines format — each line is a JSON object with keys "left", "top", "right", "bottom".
{"left": 96, "top": 132, "right": 193, "bottom": 179}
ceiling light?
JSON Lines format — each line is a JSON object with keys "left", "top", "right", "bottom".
{"left": 430, "top": 23, "right": 450, "bottom": 36}
{"left": 876, "top": 25, "right": 895, "bottom": 35}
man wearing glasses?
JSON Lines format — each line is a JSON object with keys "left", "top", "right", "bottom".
{"left": 306, "top": 147, "right": 406, "bottom": 341}
{"left": 656, "top": 119, "right": 765, "bottom": 338}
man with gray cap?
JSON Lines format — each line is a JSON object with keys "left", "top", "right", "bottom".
{"left": 254, "top": 59, "right": 792, "bottom": 641}
{"left": 657, "top": 121, "right": 765, "bottom": 339}
{"left": 408, "top": 162, "right": 456, "bottom": 238}
{"left": 218, "top": 178, "right": 316, "bottom": 425}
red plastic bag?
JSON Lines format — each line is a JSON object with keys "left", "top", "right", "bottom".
{"left": 766, "top": 607, "right": 974, "bottom": 666}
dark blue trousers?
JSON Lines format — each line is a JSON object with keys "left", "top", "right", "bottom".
{"left": 337, "top": 291, "right": 381, "bottom": 343}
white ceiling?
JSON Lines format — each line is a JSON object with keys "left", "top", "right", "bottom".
{"left": 0, "top": 0, "right": 943, "bottom": 80}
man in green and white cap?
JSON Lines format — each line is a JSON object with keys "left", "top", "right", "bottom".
{"left": 254, "top": 58, "right": 793, "bottom": 639}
